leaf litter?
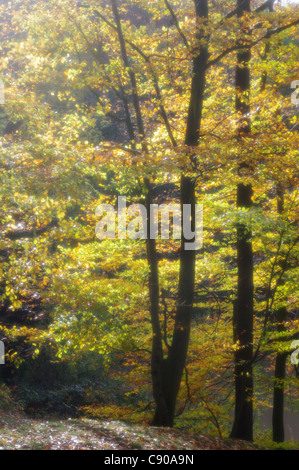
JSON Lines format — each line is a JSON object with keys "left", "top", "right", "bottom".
{"left": 0, "top": 411, "right": 262, "bottom": 450}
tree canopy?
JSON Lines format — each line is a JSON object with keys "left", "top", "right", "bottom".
{"left": 0, "top": 0, "right": 298, "bottom": 446}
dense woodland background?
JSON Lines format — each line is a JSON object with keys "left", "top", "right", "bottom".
{"left": 0, "top": 0, "right": 298, "bottom": 449}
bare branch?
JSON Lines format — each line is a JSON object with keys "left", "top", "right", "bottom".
{"left": 163, "top": 0, "right": 190, "bottom": 49}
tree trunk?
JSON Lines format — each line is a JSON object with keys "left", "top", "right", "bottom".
{"left": 145, "top": 179, "right": 171, "bottom": 426}
{"left": 254, "top": 2, "right": 288, "bottom": 443}
{"left": 272, "top": 306, "right": 288, "bottom": 443}
{"left": 152, "top": 0, "right": 209, "bottom": 427}
{"left": 230, "top": 0, "right": 254, "bottom": 441}
{"left": 153, "top": 175, "right": 196, "bottom": 426}
{"left": 272, "top": 185, "right": 287, "bottom": 443}
{"left": 110, "top": 0, "right": 209, "bottom": 427}
{"left": 109, "top": 0, "right": 170, "bottom": 424}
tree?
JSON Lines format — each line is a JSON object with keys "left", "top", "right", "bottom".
{"left": 230, "top": 0, "right": 254, "bottom": 441}
{"left": 105, "top": 0, "right": 209, "bottom": 426}
{"left": 151, "top": 0, "right": 209, "bottom": 426}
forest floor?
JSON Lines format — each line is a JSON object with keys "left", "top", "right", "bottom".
{"left": 0, "top": 410, "right": 266, "bottom": 450}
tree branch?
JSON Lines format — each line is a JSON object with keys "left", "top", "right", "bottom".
{"left": 93, "top": 8, "right": 177, "bottom": 147}
{"left": 225, "top": 0, "right": 274, "bottom": 20}
{"left": 5, "top": 219, "right": 58, "bottom": 240}
{"left": 206, "top": 18, "right": 299, "bottom": 70}
{"left": 163, "top": 0, "right": 190, "bottom": 49}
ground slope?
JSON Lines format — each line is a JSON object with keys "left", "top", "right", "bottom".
{"left": 0, "top": 412, "right": 266, "bottom": 450}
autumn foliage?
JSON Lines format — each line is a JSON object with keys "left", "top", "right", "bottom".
{"left": 0, "top": 0, "right": 298, "bottom": 444}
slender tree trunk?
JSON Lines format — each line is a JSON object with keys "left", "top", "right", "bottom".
{"left": 273, "top": 352, "right": 287, "bottom": 442}
{"left": 272, "top": 184, "right": 287, "bottom": 443}
{"left": 252, "top": 1, "right": 287, "bottom": 443}
{"left": 272, "top": 308, "right": 288, "bottom": 443}
{"left": 230, "top": 0, "right": 254, "bottom": 441}
{"left": 152, "top": 0, "right": 209, "bottom": 426}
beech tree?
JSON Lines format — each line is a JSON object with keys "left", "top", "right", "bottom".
{"left": 230, "top": 0, "right": 254, "bottom": 441}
